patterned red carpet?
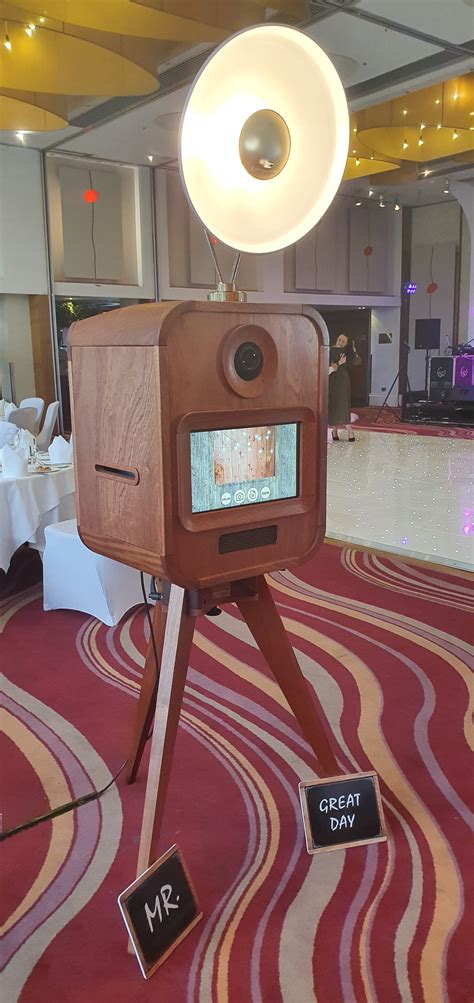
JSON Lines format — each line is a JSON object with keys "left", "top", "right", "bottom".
{"left": 353, "top": 407, "right": 474, "bottom": 439}
{"left": 1, "top": 543, "right": 473, "bottom": 1002}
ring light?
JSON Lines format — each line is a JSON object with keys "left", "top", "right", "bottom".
{"left": 179, "top": 25, "right": 349, "bottom": 254}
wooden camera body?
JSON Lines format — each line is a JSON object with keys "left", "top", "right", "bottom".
{"left": 69, "top": 300, "right": 328, "bottom": 590}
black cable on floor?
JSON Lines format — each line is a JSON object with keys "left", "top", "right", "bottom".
{"left": 0, "top": 575, "right": 160, "bottom": 843}
{"left": 0, "top": 758, "right": 128, "bottom": 842}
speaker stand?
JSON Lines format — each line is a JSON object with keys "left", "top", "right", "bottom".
{"left": 130, "top": 575, "right": 339, "bottom": 876}
{"left": 423, "top": 347, "right": 431, "bottom": 399}
{"left": 373, "top": 367, "right": 414, "bottom": 425}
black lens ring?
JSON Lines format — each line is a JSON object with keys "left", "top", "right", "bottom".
{"left": 234, "top": 341, "right": 264, "bottom": 381}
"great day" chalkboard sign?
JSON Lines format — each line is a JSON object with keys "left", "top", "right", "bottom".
{"left": 299, "top": 771, "right": 387, "bottom": 854}
{"left": 118, "top": 845, "right": 202, "bottom": 979}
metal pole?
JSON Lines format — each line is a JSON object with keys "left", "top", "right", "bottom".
{"left": 230, "top": 252, "right": 242, "bottom": 286}
{"left": 149, "top": 164, "right": 160, "bottom": 303}
{"left": 204, "top": 230, "right": 224, "bottom": 285}
{"left": 40, "top": 151, "right": 64, "bottom": 434}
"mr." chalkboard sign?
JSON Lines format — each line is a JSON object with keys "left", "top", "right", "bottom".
{"left": 118, "top": 845, "right": 202, "bottom": 979}
{"left": 299, "top": 771, "right": 387, "bottom": 854}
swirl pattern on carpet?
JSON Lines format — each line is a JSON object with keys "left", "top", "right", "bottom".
{"left": 1, "top": 541, "right": 472, "bottom": 1002}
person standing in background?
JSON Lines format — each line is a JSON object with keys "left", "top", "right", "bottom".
{"left": 328, "top": 333, "right": 360, "bottom": 441}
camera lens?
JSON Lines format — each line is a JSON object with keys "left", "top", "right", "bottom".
{"left": 234, "top": 342, "right": 263, "bottom": 381}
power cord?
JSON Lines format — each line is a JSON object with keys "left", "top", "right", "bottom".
{"left": 0, "top": 573, "right": 159, "bottom": 843}
{"left": 140, "top": 573, "right": 160, "bottom": 742}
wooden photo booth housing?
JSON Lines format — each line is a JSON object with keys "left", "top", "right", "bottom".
{"left": 69, "top": 299, "right": 339, "bottom": 877}
{"left": 69, "top": 300, "right": 328, "bottom": 591}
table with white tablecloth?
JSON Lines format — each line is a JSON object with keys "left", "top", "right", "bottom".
{"left": 0, "top": 465, "right": 75, "bottom": 571}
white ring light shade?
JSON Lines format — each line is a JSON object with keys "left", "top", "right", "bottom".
{"left": 179, "top": 25, "right": 349, "bottom": 254}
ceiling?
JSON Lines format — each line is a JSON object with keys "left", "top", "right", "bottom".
{"left": 1, "top": 0, "right": 473, "bottom": 206}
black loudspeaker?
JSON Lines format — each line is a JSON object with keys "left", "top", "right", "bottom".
{"left": 451, "top": 356, "right": 474, "bottom": 401}
{"left": 429, "top": 356, "right": 454, "bottom": 401}
{"left": 415, "top": 318, "right": 441, "bottom": 351}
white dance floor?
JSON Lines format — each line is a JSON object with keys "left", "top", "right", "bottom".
{"left": 326, "top": 430, "right": 474, "bottom": 571}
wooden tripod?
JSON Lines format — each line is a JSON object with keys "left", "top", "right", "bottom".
{"left": 128, "top": 575, "right": 339, "bottom": 878}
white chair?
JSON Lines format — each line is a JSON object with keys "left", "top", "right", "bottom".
{"left": 43, "top": 519, "right": 144, "bottom": 626}
{"left": 36, "top": 401, "right": 60, "bottom": 451}
{"left": 20, "top": 397, "right": 44, "bottom": 434}
{"left": 7, "top": 407, "right": 37, "bottom": 433}
{"left": 0, "top": 421, "right": 18, "bottom": 448}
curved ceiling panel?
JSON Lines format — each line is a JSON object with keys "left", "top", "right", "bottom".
{"left": 0, "top": 21, "right": 159, "bottom": 94}
{"left": 10, "top": 0, "right": 227, "bottom": 41}
{"left": 358, "top": 125, "right": 474, "bottom": 162}
{"left": 343, "top": 157, "right": 400, "bottom": 180}
{"left": 0, "top": 93, "right": 67, "bottom": 129}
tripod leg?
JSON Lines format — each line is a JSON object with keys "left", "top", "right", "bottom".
{"left": 126, "top": 598, "right": 168, "bottom": 784}
{"left": 135, "top": 585, "right": 195, "bottom": 875}
{"left": 373, "top": 372, "right": 399, "bottom": 424}
{"left": 237, "top": 575, "right": 339, "bottom": 777}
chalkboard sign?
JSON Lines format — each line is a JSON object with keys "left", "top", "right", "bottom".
{"left": 118, "top": 845, "right": 202, "bottom": 979}
{"left": 299, "top": 771, "right": 386, "bottom": 854}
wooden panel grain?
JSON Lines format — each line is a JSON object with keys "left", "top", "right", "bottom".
{"left": 29, "top": 295, "right": 55, "bottom": 407}
{"left": 70, "top": 343, "right": 166, "bottom": 560}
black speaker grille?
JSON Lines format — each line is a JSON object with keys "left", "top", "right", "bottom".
{"left": 219, "top": 525, "right": 277, "bottom": 554}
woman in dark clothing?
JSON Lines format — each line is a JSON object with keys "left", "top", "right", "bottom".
{"left": 328, "top": 333, "right": 360, "bottom": 441}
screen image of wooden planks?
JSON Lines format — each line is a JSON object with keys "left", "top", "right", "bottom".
{"left": 213, "top": 427, "right": 275, "bottom": 485}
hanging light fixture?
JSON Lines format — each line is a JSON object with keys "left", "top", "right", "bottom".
{"left": 394, "top": 199, "right": 401, "bottom": 211}
{"left": 379, "top": 194, "right": 386, "bottom": 208}
{"left": 443, "top": 177, "right": 450, "bottom": 194}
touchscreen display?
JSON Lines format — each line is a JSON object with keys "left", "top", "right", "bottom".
{"left": 190, "top": 423, "right": 298, "bottom": 513}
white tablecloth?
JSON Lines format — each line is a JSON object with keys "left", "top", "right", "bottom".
{"left": 0, "top": 465, "right": 76, "bottom": 571}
